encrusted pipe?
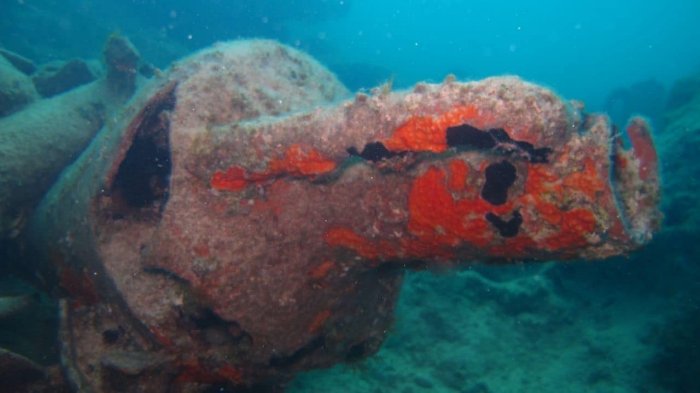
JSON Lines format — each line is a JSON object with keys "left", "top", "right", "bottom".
{"left": 0, "top": 34, "right": 140, "bottom": 238}
{"left": 29, "top": 40, "right": 660, "bottom": 391}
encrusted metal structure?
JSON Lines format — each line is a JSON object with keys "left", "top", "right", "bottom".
{"left": 29, "top": 40, "right": 660, "bottom": 392}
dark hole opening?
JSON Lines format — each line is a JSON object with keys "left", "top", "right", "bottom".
{"left": 106, "top": 92, "right": 175, "bottom": 221}
{"left": 181, "top": 307, "right": 253, "bottom": 348}
{"left": 102, "top": 327, "right": 124, "bottom": 345}
{"left": 345, "top": 340, "right": 371, "bottom": 362}
{"left": 269, "top": 335, "right": 326, "bottom": 368}
{"left": 481, "top": 160, "right": 517, "bottom": 206}
{"left": 189, "top": 307, "right": 229, "bottom": 330}
{"left": 486, "top": 210, "right": 523, "bottom": 237}
{"left": 347, "top": 141, "right": 399, "bottom": 162}
{"left": 446, "top": 123, "right": 553, "bottom": 163}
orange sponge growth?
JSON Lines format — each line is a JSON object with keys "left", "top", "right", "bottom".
{"left": 384, "top": 105, "right": 488, "bottom": 153}
{"left": 407, "top": 165, "right": 512, "bottom": 249}
{"left": 524, "top": 160, "right": 601, "bottom": 252}
{"left": 211, "top": 144, "right": 336, "bottom": 192}
{"left": 384, "top": 115, "right": 446, "bottom": 152}
{"left": 323, "top": 227, "right": 392, "bottom": 261}
{"left": 447, "top": 159, "right": 469, "bottom": 192}
{"left": 562, "top": 159, "right": 606, "bottom": 201}
{"left": 268, "top": 144, "right": 337, "bottom": 176}
{"left": 626, "top": 118, "right": 658, "bottom": 181}
{"left": 211, "top": 166, "right": 248, "bottom": 191}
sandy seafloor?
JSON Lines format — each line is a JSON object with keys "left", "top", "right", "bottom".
{"left": 2, "top": 1, "right": 700, "bottom": 392}
{"left": 289, "top": 259, "right": 694, "bottom": 393}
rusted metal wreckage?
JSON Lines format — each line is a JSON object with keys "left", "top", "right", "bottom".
{"left": 28, "top": 40, "right": 660, "bottom": 391}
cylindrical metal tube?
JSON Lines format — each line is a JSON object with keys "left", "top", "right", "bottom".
{"left": 30, "top": 40, "right": 660, "bottom": 391}
{"left": 0, "top": 34, "right": 140, "bottom": 239}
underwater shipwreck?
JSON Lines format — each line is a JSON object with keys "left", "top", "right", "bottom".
{"left": 0, "top": 35, "right": 662, "bottom": 392}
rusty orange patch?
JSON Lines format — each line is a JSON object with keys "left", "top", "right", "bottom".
{"left": 324, "top": 228, "right": 382, "bottom": 260}
{"left": 384, "top": 115, "right": 446, "bottom": 152}
{"left": 308, "top": 309, "right": 332, "bottom": 334}
{"left": 542, "top": 208, "right": 597, "bottom": 251}
{"left": 523, "top": 159, "right": 600, "bottom": 251}
{"left": 563, "top": 158, "right": 606, "bottom": 201}
{"left": 408, "top": 166, "right": 513, "bottom": 249}
{"left": 308, "top": 260, "right": 336, "bottom": 280}
{"left": 627, "top": 119, "right": 658, "bottom": 181}
{"left": 175, "top": 359, "right": 225, "bottom": 384}
{"left": 211, "top": 144, "right": 336, "bottom": 192}
{"left": 217, "top": 365, "right": 243, "bottom": 383}
{"left": 211, "top": 166, "right": 248, "bottom": 191}
{"left": 525, "top": 165, "right": 559, "bottom": 196}
{"left": 324, "top": 157, "right": 606, "bottom": 261}
{"left": 384, "top": 104, "right": 485, "bottom": 153}
{"left": 149, "top": 326, "right": 175, "bottom": 348}
{"left": 447, "top": 159, "right": 469, "bottom": 192}
{"left": 193, "top": 242, "right": 210, "bottom": 258}
{"left": 268, "top": 144, "right": 337, "bottom": 176}
{"left": 174, "top": 360, "right": 243, "bottom": 384}
{"left": 51, "top": 249, "right": 100, "bottom": 307}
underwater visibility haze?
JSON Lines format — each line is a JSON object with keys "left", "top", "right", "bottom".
{"left": 0, "top": 1, "right": 699, "bottom": 392}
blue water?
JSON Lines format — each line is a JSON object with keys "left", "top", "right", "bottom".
{"left": 298, "top": 0, "right": 700, "bottom": 108}
{"left": 3, "top": 0, "right": 699, "bottom": 109}
{"left": 1, "top": 1, "right": 700, "bottom": 392}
